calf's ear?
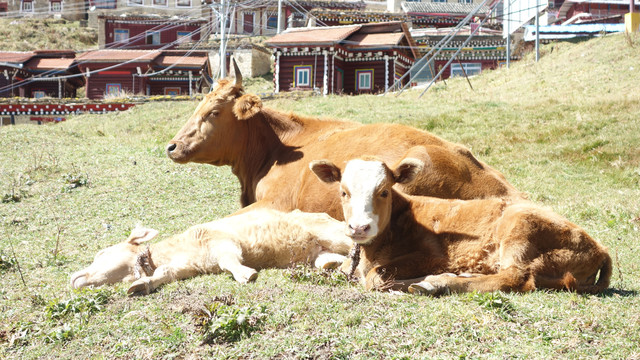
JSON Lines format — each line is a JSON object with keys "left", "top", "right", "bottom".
{"left": 127, "top": 226, "right": 159, "bottom": 245}
{"left": 233, "top": 94, "right": 262, "bottom": 120}
{"left": 309, "top": 160, "right": 342, "bottom": 183}
{"left": 392, "top": 158, "right": 424, "bottom": 185}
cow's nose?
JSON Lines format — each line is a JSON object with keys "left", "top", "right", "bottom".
{"left": 349, "top": 224, "right": 370, "bottom": 236}
{"left": 166, "top": 143, "right": 177, "bottom": 153}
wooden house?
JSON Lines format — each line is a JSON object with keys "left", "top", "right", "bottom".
{"left": 411, "top": 26, "right": 510, "bottom": 82}
{"left": 557, "top": 0, "right": 639, "bottom": 24}
{"left": 0, "top": 50, "right": 84, "bottom": 98}
{"left": 267, "top": 22, "right": 418, "bottom": 95}
{"left": 401, "top": 1, "right": 492, "bottom": 29}
{"left": 75, "top": 49, "right": 211, "bottom": 99}
{"left": 98, "top": 14, "right": 207, "bottom": 50}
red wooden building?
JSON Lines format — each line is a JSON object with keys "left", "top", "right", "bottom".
{"left": 75, "top": 49, "right": 211, "bottom": 99}
{"left": 0, "top": 50, "right": 84, "bottom": 99}
{"left": 267, "top": 22, "right": 418, "bottom": 95}
{"left": 99, "top": 15, "right": 207, "bottom": 50}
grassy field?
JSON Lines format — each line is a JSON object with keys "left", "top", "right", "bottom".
{"left": 0, "top": 19, "right": 97, "bottom": 51}
{"left": 1, "top": 33, "right": 640, "bottom": 359}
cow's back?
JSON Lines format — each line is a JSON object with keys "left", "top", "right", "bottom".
{"left": 254, "top": 122, "right": 522, "bottom": 220}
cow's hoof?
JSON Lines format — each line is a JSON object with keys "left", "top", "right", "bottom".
{"left": 128, "top": 279, "right": 152, "bottom": 296}
{"left": 408, "top": 280, "right": 450, "bottom": 296}
{"left": 234, "top": 269, "right": 258, "bottom": 284}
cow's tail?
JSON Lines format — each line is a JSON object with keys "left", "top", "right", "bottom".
{"left": 535, "top": 253, "right": 612, "bottom": 294}
{"left": 575, "top": 253, "right": 612, "bottom": 294}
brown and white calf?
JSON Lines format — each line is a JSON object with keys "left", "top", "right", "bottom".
{"left": 70, "top": 209, "right": 352, "bottom": 295}
{"left": 310, "top": 148, "right": 612, "bottom": 295}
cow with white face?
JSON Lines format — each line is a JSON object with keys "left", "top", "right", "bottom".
{"left": 310, "top": 147, "right": 611, "bottom": 295}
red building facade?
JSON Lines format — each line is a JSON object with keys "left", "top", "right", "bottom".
{"left": 267, "top": 22, "right": 417, "bottom": 95}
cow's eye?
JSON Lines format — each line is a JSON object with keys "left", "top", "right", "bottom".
{"left": 380, "top": 190, "right": 389, "bottom": 198}
{"left": 341, "top": 191, "right": 348, "bottom": 198}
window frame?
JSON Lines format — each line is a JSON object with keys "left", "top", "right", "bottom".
{"left": 21, "top": 0, "right": 34, "bottom": 13}
{"left": 146, "top": 31, "right": 161, "bottom": 45}
{"left": 355, "top": 69, "right": 373, "bottom": 91}
{"left": 176, "top": 31, "right": 191, "bottom": 43}
{"left": 450, "top": 62, "right": 482, "bottom": 77}
{"left": 114, "top": 28, "right": 129, "bottom": 43}
{"left": 164, "top": 87, "right": 181, "bottom": 96}
{"left": 128, "top": 0, "right": 144, "bottom": 6}
{"left": 152, "top": 0, "right": 168, "bottom": 7}
{"left": 32, "top": 90, "right": 46, "bottom": 99}
{"left": 106, "top": 83, "right": 122, "bottom": 96}
{"left": 176, "top": 0, "right": 191, "bottom": 8}
{"left": 50, "top": 0, "right": 63, "bottom": 13}
{"left": 293, "top": 65, "right": 312, "bottom": 88}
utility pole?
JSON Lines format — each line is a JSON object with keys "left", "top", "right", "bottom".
{"left": 506, "top": 0, "right": 510, "bottom": 69}
{"left": 277, "top": 0, "right": 283, "bottom": 34}
{"left": 219, "top": 0, "right": 227, "bottom": 78}
{"left": 535, "top": 0, "right": 540, "bottom": 62}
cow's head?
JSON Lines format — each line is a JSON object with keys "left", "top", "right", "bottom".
{"left": 310, "top": 154, "right": 425, "bottom": 245}
{"left": 70, "top": 227, "right": 158, "bottom": 289}
{"left": 166, "top": 60, "right": 263, "bottom": 165}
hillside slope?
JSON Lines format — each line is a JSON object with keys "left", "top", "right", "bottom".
{"left": 1, "top": 33, "right": 639, "bottom": 359}
{"left": 0, "top": 19, "right": 97, "bottom": 51}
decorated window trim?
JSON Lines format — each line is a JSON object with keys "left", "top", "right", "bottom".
{"left": 293, "top": 65, "right": 312, "bottom": 88}
{"left": 114, "top": 28, "right": 129, "bottom": 43}
{"left": 32, "top": 90, "right": 46, "bottom": 99}
{"left": 106, "top": 83, "right": 122, "bottom": 96}
{"left": 355, "top": 69, "right": 373, "bottom": 91}
{"left": 164, "top": 87, "right": 181, "bottom": 96}
{"left": 176, "top": 31, "right": 191, "bottom": 43}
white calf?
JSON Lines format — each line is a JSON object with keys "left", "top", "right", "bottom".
{"left": 70, "top": 209, "right": 352, "bottom": 295}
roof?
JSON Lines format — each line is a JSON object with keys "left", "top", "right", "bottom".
{"left": 345, "top": 32, "right": 404, "bottom": 48}
{"left": 402, "top": 2, "right": 489, "bottom": 15}
{"left": 294, "top": 0, "right": 365, "bottom": 10}
{"left": 0, "top": 51, "right": 35, "bottom": 65}
{"left": 77, "top": 50, "right": 160, "bottom": 63}
{"left": 99, "top": 14, "right": 207, "bottom": 24}
{"left": 25, "top": 58, "right": 76, "bottom": 71}
{"left": 154, "top": 54, "right": 208, "bottom": 68}
{"left": 267, "top": 25, "right": 361, "bottom": 46}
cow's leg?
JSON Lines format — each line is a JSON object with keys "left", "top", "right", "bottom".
{"left": 213, "top": 239, "right": 258, "bottom": 284}
{"left": 364, "top": 254, "right": 447, "bottom": 291}
{"left": 408, "top": 267, "right": 535, "bottom": 296}
{"left": 314, "top": 251, "right": 347, "bottom": 270}
{"left": 128, "top": 265, "right": 198, "bottom": 296}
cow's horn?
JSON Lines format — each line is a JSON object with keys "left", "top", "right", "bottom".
{"left": 233, "top": 58, "right": 242, "bottom": 88}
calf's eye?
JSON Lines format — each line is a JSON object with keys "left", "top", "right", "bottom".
{"left": 380, "top": 190, "right": 389, "bottom": 198}
{"left": 341, "top": 191, "right": 347, "bottom": 197}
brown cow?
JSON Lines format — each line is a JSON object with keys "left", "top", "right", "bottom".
{"left": 70, "top": 209, "right": 352, "bottom": 295}
{"left": 166, "top": 62, "right": 523, "bottom": 220}
{"left": 309, "top": 148, "right": 612, "bottom": 295}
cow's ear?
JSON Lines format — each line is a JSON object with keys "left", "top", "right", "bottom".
{"left": 127, "top": 226, "right": 159, "bottom": 245}
{"left": 233, "top": 94, "right": 262, "bottom": 120}
{"left": 310, "top": 160, "right": 342, "bottom": 183}
{"left": 392, "top": 157, "right": 424, "bottom": 185}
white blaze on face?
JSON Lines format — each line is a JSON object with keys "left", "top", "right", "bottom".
{"left": 341, "top": 159, "right": 387, "bottom": 243}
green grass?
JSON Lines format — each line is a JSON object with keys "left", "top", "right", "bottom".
{"left": 2, "top": 33, "right": 640, "bottom": 358}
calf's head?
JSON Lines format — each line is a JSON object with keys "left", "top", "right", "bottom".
{"left": 166, "top": 60, "right": 263, "bottom": 165}
{"left": 70, "top": 227, "right": 158, "bottom": 289}
{"left": 310, "top": 155, "right": 424, "bottom": 244}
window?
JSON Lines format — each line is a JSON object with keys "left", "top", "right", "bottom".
{"left": 128, "top": 0, "right": 143, "bottom": 6}
{"left": 293, "top": 65, "right": 312, "bottom": 87}
{"left": 164, "top": 87, "right": 181, "bottom": 96}
{"left": 450, "top": 63, "right": 482, "bottom": 77}
{"left": 355, "top": 69, "right": 373, "bottom": 91}
{"left": 91, "top": 0, "right": 117, "bottom": 9}
{"left": 114, "top": 29, "right": 129, "bottom": 43}
{"left": 106, "top": 84, "right": 121, "bottom": 96}
{"left": 431, "top": 0, "right": 447, "bottom": 3}
{"left": 32, "top": 90, "right": 46, "bottom": 98}
{"left": 152, "top": 0, "right": 167, "bottom": 6}
{"left": 177, "top": 31, "right": 191, "bottom": 43}
{"left": 458, "top": 0, "right": 472, "bottom": 3}
{"left": 176, "top": 0, "right": 191, "bottom": 7}
{"left": 243, "top": 13, "right": 254, "bottom": 33}
{"left": 50, "top": 0, "right": 62, "bottom": 12}
{"left": 146, "top": 31, "right": 161, "bottom": 45}
{"left": 267, "top": 16, "right": 278, "bottom": 30}
{"left": 21, "top": 0, "right": 33, "bottom": 12}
